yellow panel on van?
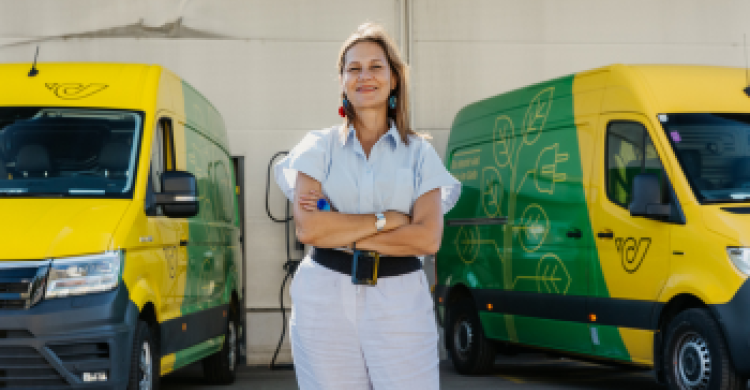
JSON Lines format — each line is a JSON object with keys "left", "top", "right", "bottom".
{"left": 0, "top": 63, "right": 241, "bottom": 388}
{"left": 437, "top": 64, "right": 750, "bottom": 388}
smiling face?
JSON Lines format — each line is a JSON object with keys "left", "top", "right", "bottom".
{"left": 341, "top": 41, "right": 397, "bottom": 112}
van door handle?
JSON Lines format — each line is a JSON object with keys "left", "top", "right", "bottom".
{"left": 597, "top": 231, "right": 614, "bottom": 239}
{"left": 567, "top": 229, "right": 582, "bottom": 239}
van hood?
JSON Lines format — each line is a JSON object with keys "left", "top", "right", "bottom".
{"left": 0, "top": 199, "right": 131, "bottom": 260}
{"left": 703, "top": 206, "right": 750, "bottom": 244}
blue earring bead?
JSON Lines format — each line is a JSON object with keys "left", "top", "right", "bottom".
{"left": 343, "top": 98, "right": 349, "bottom": 108}
{"left": 388, "top": 95, "right": 397, "bottom": 109}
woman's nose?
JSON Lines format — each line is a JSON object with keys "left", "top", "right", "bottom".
{"left": 358, "top": 69, "right": 374, "bottom": 81}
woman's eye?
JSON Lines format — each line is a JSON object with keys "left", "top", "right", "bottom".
{"left": 348, "top": 68, "right": 361, "bottom": 72}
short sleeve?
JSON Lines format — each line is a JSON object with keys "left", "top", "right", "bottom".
{"left": 274, "top": 129, "right": 331, "bottom": 201}
{"left": 415, "top": 140, "right": 461, "bottom": 214}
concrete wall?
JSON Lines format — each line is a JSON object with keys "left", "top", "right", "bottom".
{"left": 1, "top": 0, "right": 749, "bottom": 365}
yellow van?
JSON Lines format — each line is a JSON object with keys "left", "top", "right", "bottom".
{"left": 436, "top": 64, "right": 750, "bottom": 389}
{"left": 0, "top": 63, "right": 242, "bottom": 390}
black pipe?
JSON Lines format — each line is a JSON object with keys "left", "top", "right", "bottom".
{"left": 266, "top": 151, "right": 299, "bottom": 370}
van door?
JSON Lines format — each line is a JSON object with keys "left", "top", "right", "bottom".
{"left": 502, "top": 117, "right": 593, "bottom": 355}
{"left": 146, "top": 118, "right": 186, "bottom": 320}
{"left": 588, "top": 114, "right": 670, "bottom": 362}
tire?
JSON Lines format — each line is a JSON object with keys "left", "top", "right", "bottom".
{"left": 663, "top": 308, "right": 747, "bottom": 390}
{"left": 445, "top": 296, "right": 497, "bottom": 375}
{"left": 202, "top": 309, "right": 239, "bottom": 384}
{"left": 127, "top": 321, "right": 160, "bottom": 390}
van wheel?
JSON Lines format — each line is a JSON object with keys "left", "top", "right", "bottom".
{"left": 128, "top": 321, "right": 159, "bottom": 390}
{"left": 446, "top": 296, "right": 496, "bottom": 375}
{"left": 663, "top": 308, "right": 747, "bottom": 390}
{"left": 203, "top": 310, "right": 238, "bottom": 384}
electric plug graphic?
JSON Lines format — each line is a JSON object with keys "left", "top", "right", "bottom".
{"left": 534, "top": 144, "right": 568, "bottom": 195}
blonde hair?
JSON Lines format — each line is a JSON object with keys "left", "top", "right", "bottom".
{"left": 337, "top": 22, "right": 423, "bottom": 145}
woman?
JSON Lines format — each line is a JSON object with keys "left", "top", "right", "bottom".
{"left": 274, "top": 22, "right": 460, "bottom": 390}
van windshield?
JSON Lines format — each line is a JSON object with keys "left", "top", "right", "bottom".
{"left": 0, "top": 107, "right": 142, "bottom": 198}
{"left": 661, "top": 113, "right": 750, "bottom": 204}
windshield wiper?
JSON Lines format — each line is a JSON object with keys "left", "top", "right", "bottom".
{"left": 0, "top": 191, "right": 64, "bottom": 197}
{"left": 702, "top": 198, "right": 750, "bottom": 204}
{"left": 68, "top": 189, "right": 106, "bottom": 195}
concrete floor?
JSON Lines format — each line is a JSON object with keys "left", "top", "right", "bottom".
{"left": 161, "top": 354, "right": 675, "bottom": 390}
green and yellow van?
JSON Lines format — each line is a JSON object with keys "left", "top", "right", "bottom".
{"left": 436, "top": 64, "right": 750, "bottom": 389}
{"left": 0, "top": 63, "right": 242, "bottom": 389}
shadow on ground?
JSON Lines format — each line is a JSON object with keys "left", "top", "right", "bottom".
{"left": 162, "top": 354, "right": 726, "bottom": 389}
{"left": 477, "top": 355, "right": 662, "bottom": 389}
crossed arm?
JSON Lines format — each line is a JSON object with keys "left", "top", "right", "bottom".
{"left": 292, "top": 172, "right": 444, "bottom": 256}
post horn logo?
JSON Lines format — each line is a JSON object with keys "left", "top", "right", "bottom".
{"left": 615, "top": 237, "right": 652, "bottom": 273}
{"left": 45, "top": 83, "right": 108, "bottom": 100}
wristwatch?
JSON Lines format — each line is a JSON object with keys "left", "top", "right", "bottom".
{"left": 375, "top": 212, "right": 386, "bottom": 232}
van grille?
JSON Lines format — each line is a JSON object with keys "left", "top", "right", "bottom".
{"left": 0, "top": 283, "right": 29, "bottom": 293}
{"left": 0, "top": 346, "right": 68, "bottom": 388}
{"left": 0, "top": 330, "right": 33, "bottom": 339}
{"left": 0, "top": 262, "right": 49, "bottom": 310}
{"left": 0, "top": 300, "right": 27, "bottom": 309}
{"left": 49, "top": 343, "right": 109, "bottom": 362}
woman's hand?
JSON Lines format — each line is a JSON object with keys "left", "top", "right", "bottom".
{"left": 296, "top": 187, "right": 410, "bottom": 234}
{"left": 298, "top": 189, "right": 329, "bottom": 212}
{"left": 383, "top": 211, "right": 411, "bottom": 231}
{"left": 354, "top": 189, "right": 442, "bottom": 256}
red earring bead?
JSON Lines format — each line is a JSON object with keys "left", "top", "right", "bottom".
{"left": 338, "top": 106, "right": 346, "bottom": 118}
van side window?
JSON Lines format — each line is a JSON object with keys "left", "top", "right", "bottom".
{"left": 145, "top": 118, "right": 176, "bottom": 216}
{"left": 606, "top": 121, "right": 666, "bottom": 208}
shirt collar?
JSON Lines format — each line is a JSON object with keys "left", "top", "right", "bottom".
{"left": 342, "top": 120, "right": 402, "bottom": 150}
{"left": 384, "top": 121, "right": 402, "bottom": 149}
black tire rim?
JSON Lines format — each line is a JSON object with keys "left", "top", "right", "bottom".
{"left": 139, "top": 341, "right": 152, "bottom": 390}
{"left": 453, "top": 315, "right": 474, "bottom": 362}
{"left": 673, "top": 331, "right": 711, "bottom": 390}
{"left": 228, "top": 321, "right": 237, "bottom": 372}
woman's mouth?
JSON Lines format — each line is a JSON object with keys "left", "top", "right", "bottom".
{"left": 357, "top": 86, "right": 378, "bottom": 93}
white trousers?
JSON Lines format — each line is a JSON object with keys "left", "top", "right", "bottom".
{"left": 289, "top": 256, "right": 440, "bottom": 390}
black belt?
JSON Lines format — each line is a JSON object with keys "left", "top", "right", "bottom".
{"left": 312, "top": 248, "right": 422, "bottom": 283}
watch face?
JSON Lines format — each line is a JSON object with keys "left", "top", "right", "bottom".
{"left": 376, "top": 213, "right": 386, "bottom": 230}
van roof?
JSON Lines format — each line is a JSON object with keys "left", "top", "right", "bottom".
{"left": 617, "top": 64, "right": 750, "bottom": 114}
{"left": 0, "top": 63, "right": 163, "bottom": 110}
{"left": 450, "top": 64, "right": 750, "bottom": 133}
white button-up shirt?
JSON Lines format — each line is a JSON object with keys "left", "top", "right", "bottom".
{"left": 275, "top": 123, "right": 460, "bottom": 215}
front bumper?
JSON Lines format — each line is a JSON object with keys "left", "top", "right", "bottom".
{"left": 711, "top": 279, "right": 750, "bottom": 376}
{"left": 0, "top": 285, "right": 138, "bottom": 389}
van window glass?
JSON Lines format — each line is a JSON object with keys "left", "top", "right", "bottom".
{"left": 159, "top": 119, "right": 175, "bottom": 171}
{"left": 0, "top": 107, "right": 142, "bottom": 198}
{"left": 150, "top": 123, "right": 165, "bottom": 194}
{"left": 215, "top": 160, "right": 235, "bottom": 223}
{"left": 146, "top": 119, "right": 175, "bottom": 216}
{"left": 659, "top": 113, "right": 750, "bottom": 204}
{"left": 606, "top": 121, "right": 666, "bottom": 207}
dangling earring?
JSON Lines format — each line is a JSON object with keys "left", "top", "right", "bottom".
{"left": 388, "top": 95, "right": 397, "bottom": 109}
{"left": 339, "top": 97, "right": 349, "bottom": 118}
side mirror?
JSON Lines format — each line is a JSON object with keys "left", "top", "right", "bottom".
{"left": 629, "top": 173, "right": 670, "bottom": 219}
{"left": 155, "top": 171, "right": 199, "bottom": 218}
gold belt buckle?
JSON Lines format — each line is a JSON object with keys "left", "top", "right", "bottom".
{"left": 352, "top": 250, "right": 380, "bottom": 286}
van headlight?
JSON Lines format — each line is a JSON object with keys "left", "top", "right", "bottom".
{"left": 46, "top": 251, "right": 123, "bottom": 299}
{"left": 726, "top": 247, "right": 750, "bottom": 275}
